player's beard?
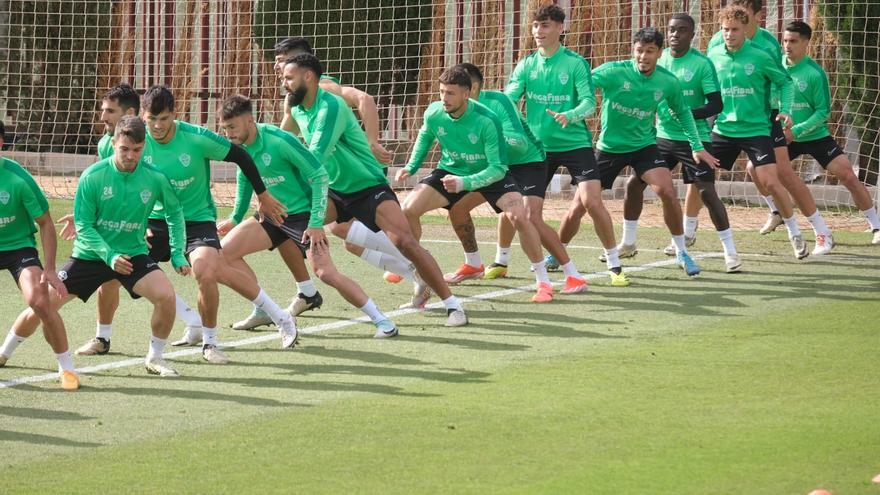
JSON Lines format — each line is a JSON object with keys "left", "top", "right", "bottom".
{"left": 287, "top": 86, "right": 308, "bottom": 107}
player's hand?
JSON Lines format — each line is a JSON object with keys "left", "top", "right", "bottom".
{"left": 175, "top": 265, "right": 192, "bottom": 276}
{"left": 56, "top": 213, "right": 77, "bottom": 241}
{"left": 307, "top": 232, "right": 330, "bottom": 259}
{"left": 783, "top": 127, "right": 795, "bottom": 144}
{"left": 694, "top": 150, "right": 720, "bottom": 169}
{"left": 112, "top": 255, "right": 134, "bottom": 275}
{"left": 302, "top": 227, "right": 327, "bottom": 248}
{"left": 41, "top": 269, "right": 68, "bottom": 299}
{"left": 217, "top": 219, "right": 236, "bottom": 236}
{"left": 546, "top": 109, "right": 569, "bottom": 128}
{"left": 776, "top": 112, "right": 794, "bottom": 129}
{"left": 369, "top": 140, "right": 393, "bottom": 165}
{"left": 395, "top": 168, "right": 411, "bottom": 182}
{"left": 256, "top": 191, "right": 287, "bottom": 225}
{"left": 441, "top": 175, "right": 464, "bottom": 193}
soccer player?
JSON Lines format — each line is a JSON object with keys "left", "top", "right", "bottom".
{"left": 705, "top": 0, "right": 833, "bottom": 254}
{"left": 505, "top": 4, "right": 630, "bottom": 286}
{"left": 782, "top": 21, "right": 880, "bottom": 244}
{"left": 615, "top": 14, "right": 742, "bottom": 273}
{"left": 440, "top": 63, "right": 587, "bottom": 293}
{"left": 283, "top": 53, "right": 468, "bottom": 326}
{"left": 397, "top": 66, "right": 561, "bottom": 302}
{"left": 217, "top": 95, "right": 399, "bottom": 337}
{"left": 707, "top": 6, "right": 808, "bottom": 259}
{"left": 0, "top": 156, "right": 79, "bottom": 390}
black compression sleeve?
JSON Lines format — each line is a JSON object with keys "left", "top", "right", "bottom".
{"left": 224, "top": 144, "right": 266, "bottom": 195}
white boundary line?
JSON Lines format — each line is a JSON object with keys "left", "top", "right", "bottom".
{"left": 0, "top": 250, "right": 721, "bottom": 390}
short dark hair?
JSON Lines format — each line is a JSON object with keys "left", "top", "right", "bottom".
{"left": 718, "top": 5, "right": 750, "bottom": 26}
{"left": 457, "top": 63, "right": 483, "bottom": 87}
{"left": 274, "top": 37, "right": 313, "bottom": 56}
{"left": 633, "top": 27, "right": 664, "bottom": 48}
{"left": 143, "top": 85, "right": 175, "bottom": 115}
{"left": 533, "top": 4, "right": 565, "bottom": 23}
{"left": 114, "top": 115, "right": 146, "bottom": 143}
{"left": 284, "top": 53, "right": 323, "bottom": 78}
{"left": 731, "top": 0, "right": 762, "bottom": 14}
{"left": 439, "top": 66, "right": 472, "bottom": 89}
{"left": 103, "top": 84, "right": 140, "bottom": 114}
{"left": 670, "top": 13, "right": 695, "bottom": 30}
{"left": 219, "top": 94, "right": 253, "bottom": 121}
{"left": 785, "top": 21, "right": 813, "bottom": 40}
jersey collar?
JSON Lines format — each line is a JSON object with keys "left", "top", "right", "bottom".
{"left": 243, "top": 124, "right": 266, "bottom": 154}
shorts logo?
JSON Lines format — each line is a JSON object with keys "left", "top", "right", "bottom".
{"left": 20, "top": 257, "right": 36, "bottom": 263}
{"left": 827, "top": 148, "right": 839, "bottom": 156}
{"left": 504, "top": 183, "right": 515, "bottom": 188}
{"left": 756, "top": 153, "right": 769, "bottom": 160}
{"left": 654, "top": 159, "right": 665, "bottom": 164}
{"left": 179, "top": 153, "right": 192, "bottom": 167}
{"left": 558, "top": 73, "right": 569, "bottom": 85}
{"left": 261, "top": 153, "right": 272, "bottom": 167}
{"left": 437, "top": 127, "right": 447, "bottom": 137}
{"left": 58, "top": 270, "right": 68, "bottom": 281}
{"left": 682, "top": 69, "right": 695, "bottom": 82}
{"left": 146, "top": 262, "right": 158, "bottom": 269}
{"left": 102, "top": 186, "right": 114, "bottom": 200}
{"left": 774, "top": 136, "right": 786, "bottom": 143}
{"left": 522, "top": 185, "right": 536, "bottom": 191}
{"left": 529, "top": 70, "right": 539, "bottom": 80}
{"left": 374, "top": 191, "right": 386, "bottom": 200}
{"left": 467, "top": 133, "right": 479, "bottom": 144}
{"left": 797, "top": 80, "right": 808, "bottom": 92}
{"left": 0, "top": 191, "right": 9, "bottom": 205}
{"left": 654, "top": 90, "right": 663, "bottom": 102}
{"left": 744, "top": 63, "right": 755, "bottom": 76}
{"left": 140, "top": 189, "right": 152, "bottom": 204}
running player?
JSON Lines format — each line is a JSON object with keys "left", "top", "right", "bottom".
{"left": 782, "top": 21, "right": 880, "bottom": 244}
{"left": 283, "top": 53, "right": 468, "bottom": 325}
{"left": 707, "top": 5, "right": 808, "bottom": 259}
{"left": 217, "top": 94, "right": 399, "bottom": 337}
{"left": 614, "top": 14, "right": 741, "bottom": 273}
{"left": 397, "top": 66, "right": 560, "bottom": 302}
{"left": 0, "top": 156, "right": 78, "bottom": 389}
{"left": 506, "top": 4, "right": 630, "bottom": 286}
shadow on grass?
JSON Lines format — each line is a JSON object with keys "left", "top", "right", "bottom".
{"left": 0, "top": 429, "right": 102, "bottom": 448}
{"left": 0, "top": 406, "right": 95, "bottom": 421}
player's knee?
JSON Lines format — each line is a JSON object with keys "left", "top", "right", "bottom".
{"left": 655, "top": 184, "right": 677, "bottom": 203}
{"left": 581, "top": 195, "right": 603, "bottom": 215}
{"left": 27, "top": 291, "right": 52, "bottom": 318}
{"left": 193, "top": 268, "right": 218, "bottom": 287}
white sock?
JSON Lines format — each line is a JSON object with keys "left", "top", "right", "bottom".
{"left": 56, "top": 351, "right": 75, "bottom": 373}
{"left": 464, "top": 251, "right": 482, "bottom": 268}
{"left": 441, "top": 296, "right": 463, "bottom": 312}
{"left": 621, "top": 220, "right": 639, "bottom": 246}
{"left": 297, "top": 280, "right": 317, "bottom": 298}
{"left": 360, "top": 249, "right": 414, "bottom": 281}
{"left": 717, "top": 228, "right": 737, "bottom": 256}
{"left": 95, "top": 324, "right": 112, "bottom": 340}
{"left": 202, "top": 327, "right": 218, "bottom": 346}
{"left": 763, "top": 195, "right": 779, "bottom": 213}
{"left": 807, "top": 211, "right": 832, "bottom": 236}
{"left": 252, "top": 289, "right": 291, "bottom": 326}
{"left": 346, "top": 221, "right": 406, "bottom": 259}
{"left": 604, "top": 247, "right": 620, "bottom": 270}
{"left": 783, "top": 215, "right": 801, "bottom": 238}
{"left": 147, "top": 336, "right": 166, "bottom": 361}
{"left": 495, "top": 245, "right": 510, "bottom": 265}
{"left": 1, "top": 329, "right": 26, "bottom": 358}
{"left": 672, "top": 234, "right": 686, "bottom": 255}
{"left": 684, "top": 216, "right": 699, "bottom": 238}
{"left": 561, "top": 261, "right": 581, "bottom": 279}
{"left": 175, "top": 295, "right": 202, "bottom": 328}
{"left": 532, "top": 260, "right": 550, "bottom": 284}
{"left": 359, "top": 299, "right": 386, "bottom": 324}
{"left": 862, "top": 207, "right": 880, "bottom": 230}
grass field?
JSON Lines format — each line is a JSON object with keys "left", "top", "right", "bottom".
{"left": 1, "top": 200, "right": 878, "bottom": 494}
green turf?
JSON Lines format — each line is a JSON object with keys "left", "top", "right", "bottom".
{"left": 1, "top": 199, "right": 878, "bottom": 494}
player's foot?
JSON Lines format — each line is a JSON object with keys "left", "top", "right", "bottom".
{"left": 288, "top": 291, "right": 323, "bottom": 316}
{"left": 373, "top": 319, "right": 398, "bottom": 339}
{"left": 600, "top": 243, "right": 638, "bottom": 262}
{"left": 561, "top": 276, "right": 588, "bottom": 294}
{"left": 609, "top": 270, "right": 631, "bottom": 287}
{"left": 544, "top": 254, "right": 560, "bottom": 271}
{"left": 443, "top": 263, "right": 485, "bottom": 284}
{"left": 60, "top": 370, "right": 80, "bottom": 391}
{"left": 760, "top": 212, "right": 783, "bottom": 235}
{"left": 725, "top": 254, "right": 743, "bottom": 273}
{"left": 790, "top": 235, "right": 809, "bottom": 259}
{"left": 445, "top": 308, "right": 469, "bottom": 327}
{"left": 383, "top": 271, "right": 403, "bottom": 284}
{"left": 484, "top": 263, "right": 508, "bottom": 279}
{"left": 279, "top": 318, "right": 299, "bottom": 349}
{"left": 0, "top": 354, "right": 7, "bottom": 367}
{"left": 74, "top": 337, "right": 110, "bottom": 356}
{"left": 532, "top": 282, "right": 554, "bottom": 303}
{"left": 400, "top": 273, "right": 432, "bottom": 310}
{"left": 663, "top": 235, "right": 696, "bottom": 256}
{"left": 873, "top": 229, "right": 880, "bottom": 245}
{"left": 170, "top": 326, "right": 202, "bottom": 347}
{"left": 231, "top": 308, "right": 273, "bottom": 330}
{"left": 677, "top": 251, "right": 701, "bottom": 277}
{"left": 202, "top": 344, "right": 229, "bottom": 364}
{"left": 812, "top": 233, "right": 834, "bottom": 256}
{"left": 145, "top": 357, "right": 179, "bottom": 377}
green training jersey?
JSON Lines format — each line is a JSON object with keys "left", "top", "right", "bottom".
{"left": 785, "top": 55, "right": 832, "bottom": 142}
{"left": 709, "top": 27, "right": 784, "bottom": 109}
{"left": 505, "top": 46, "right": 596, "bottom": 152}
{"left": 591, "top": 59, "right": 704, "bottom": 154}
{"left": 707, "top": 39, "right": 794, "bottom": 138}
{"left": 0, "top": 158, "right": 50, "bottom": 251}
{"left": 478, "top": 90, "right": 545, "bottom": 166}
{"left": 291, "top": 88, "right": 387, "bottom": 194}
{"left": 405, "top": 100, "right": 508, "bottom": 191}
{"left": 231, "top": 124, "right": 330, "bottom": 228}
{"left": 97, "top": 133, "right": 113, "bottom": 159}
{"left": 72, "top": 157, "right": 187, "bottom": 269}
{"left": 656, "top": 47, "right": 720, "bottom": 143}
{"left": 142, "top": 120, "right": 232, "bottom": 222}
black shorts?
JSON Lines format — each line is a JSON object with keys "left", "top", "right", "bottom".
{"left": 657, "top": 138, "right": 716, "bottom": 184}
{"left": 0, "top": 247, "right": 43, "bottom": 283}
{"left": 257, "top": 212, "right": 310, "bottom": 255}
{"left": 58, "top": 255, "right": 161, "bottom": 302}
{"left": 597, "top": 145, "right": 669, "bottom": 190}
{"left": 545, "top": 147, "right": 600, "bottom": 187}
{"left": 788, "top": 136, "right": 845, "bottom": 169}
{"left": 329, "top": 183, "right": 398, "bottom": 233}
{"left": 769, "top": 109, "right": 787, "bottom": 148}
{"left": 509, "top": 161, "right": 549, "bottom": 198}
{"left": 147, "top": 220, "right": 221, "bottom": 262}
{"left": 420, "top": 168, "right": 520, "bottom": 214}
{"left": 711, "top": 133, "right": 777, "bottom": 170}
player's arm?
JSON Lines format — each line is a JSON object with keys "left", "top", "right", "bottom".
{"left": 459, "top": 118, "right": 507, "bottom": 191}
{"left": 398, "top": 116, "right": 437, "bottom": 181}
{"left": 219, "top": 169, "right": 253, "bottom": 235}
{"left": 222, "top": 143, "right": 286, "bottom": 224}
{"left": 503, "top": 60, "right": 526, "bottom": 103}
{"left": 496, "top": 95, "right": 530, "bottom": 155}
{"left": 283, "top": 134, "right": 330, "bottom": 228}
{"left": 280, "top": 102, "right": 301, "bottom": 136}
{"left": 320, "top": 78, "right": 391, "bottom": 164}
{"left": 765, "top": 59, "right": 795, "bottom": 126}
{"left": 33, "top": 211, "right": 67, "bottom": 297}
{"left": 692, "top": 61, "right": 723, "bottom": 120}
{"left": 563, "top": 58, "right": 598, "bottom": 123}
{"left": 157, "top": 175, "right": 190, "bottom": 273}
{"left": 665, "top": 79, "right": 720, "bottom": 167}
{"left": 791, "top": 70, "right": 831, "bottom": 140}
{"left": 73, "top": 178, "right": 119, "bottom": 268}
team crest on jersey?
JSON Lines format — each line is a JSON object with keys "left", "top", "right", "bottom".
{"left": 744, "top": 63, "right": 755, "bottom": 75}
{"left": 0, "top": 191, "right": 8, "bottom": 205}
{"left": 622, "top": 81, "right": 631, "bottom": 91}
{"left": 261, "top": 153, "right": 272, "bottom": 167}
{"left": 529, "top": 70, "right": 539, "bottom": 80}
{"left": 437, "top": 127, "right": 447, "bottom": 137}
{"left": 140, "top": 189, "right": 152, "bottom": 204}
{"left": 179, "top": 153, "right": 192, "bottom": 167}
{"left": 682, "top": 69, "right": 695, "bottom": 82}
{"left": 653, "top": 90, "right": 663, "bottom": 102}
{"left": 797, "top": 80, "right": 808, "bottom": 92}
{"left": 467, "top": 132, "right": 479, "bottom": 144}
{"left": 558, "top": 73, "right": 569, "bottom": 85}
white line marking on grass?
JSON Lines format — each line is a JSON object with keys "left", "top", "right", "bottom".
{"left": 0, "top": 250, "right": 720, "bottom": 390}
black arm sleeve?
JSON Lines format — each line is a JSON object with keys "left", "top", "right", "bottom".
{"left": 691, "top": 92, "right": 723, "bottom": 121}
{"left": 224, "top": 144, "right": 267, "bottom": 195}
